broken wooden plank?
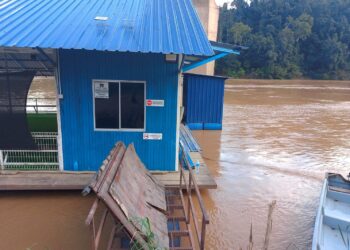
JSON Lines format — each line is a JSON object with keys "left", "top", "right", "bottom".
{"left": 107, "top": 144, "right": 169, "bottom": 248}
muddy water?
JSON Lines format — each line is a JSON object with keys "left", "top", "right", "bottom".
{"left": 3, "top": 78, "right": 350, "bottom": 250}
{"left": 0, "top": 191, "right": 95, "bottom": 250}
{"left": 193, "top": 79, "right": 350, "bottom": 250}
{"left": 28, "top": 77, "right": 56, "bottom": 99}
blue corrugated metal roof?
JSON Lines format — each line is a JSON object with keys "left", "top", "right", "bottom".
{"left": 0, "top": 0, "right": 213, "bottom": 56}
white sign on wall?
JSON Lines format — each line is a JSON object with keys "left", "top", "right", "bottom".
{"left": 146, "top": 99, "right": 165, "bottom": 107}
{"left": 94, "top": 81, "right": 109, "bottom": 98}
{"left": 143, "top": 133, "right": 163, "bottom": 140}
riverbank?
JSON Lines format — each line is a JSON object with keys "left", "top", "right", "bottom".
{"left": 227, "top": 78, "right": 350, "bottom": 86}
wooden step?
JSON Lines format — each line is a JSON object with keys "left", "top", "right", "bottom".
{"left": 168, "top": 216, "right": 187, "bottom": 222}
{"left": 169, "top": 230, "right": 190, "bottom": 237}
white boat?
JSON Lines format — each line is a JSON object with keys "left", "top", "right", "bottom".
{"left": 313, "top": 173, "right": 350, "bottom": 250}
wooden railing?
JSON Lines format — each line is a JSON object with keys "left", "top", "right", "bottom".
{"left": 85, "top": 199, "right": 109, "bottom": 250}
{"left": 0, "top": 98, "right": 57, "bottom": 113}
{"left": 179, "top": 144, "right": 210, "bottom": 250}
{"left": 27, "top": 98, "right": 56, "bottom": 113}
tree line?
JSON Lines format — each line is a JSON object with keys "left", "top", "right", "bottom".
{"left": 216, "top": 0, "right": 350, "bottom": 79}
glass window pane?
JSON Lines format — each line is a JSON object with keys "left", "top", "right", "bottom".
{"left": 120, "top": 82, "right": 145, "bottom": 129}
{"left": 95, "top": 82, "right": 119, "bottom": 129}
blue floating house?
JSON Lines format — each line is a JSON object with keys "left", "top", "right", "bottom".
{"left": 0, "top": 0, "right": 241, "bottom": 172}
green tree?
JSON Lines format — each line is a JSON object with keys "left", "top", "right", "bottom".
{"left": 216, "top": 0, "right": 350, "bottom": 79}
{"left": 230, "top": 22, "right": 252, "bottom": 45}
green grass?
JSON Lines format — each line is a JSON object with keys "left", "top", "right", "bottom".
{"left": 27, "top": 113, "right": 57, "bottom": 132}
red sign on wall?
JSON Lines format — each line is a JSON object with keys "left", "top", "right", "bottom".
{"left": 146, "top": 99, "right": 164, "bottom": 107}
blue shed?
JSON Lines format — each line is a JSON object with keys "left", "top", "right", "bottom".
{"left": 0, "top": 0, "right": 243, "bottom": 172}
{"left": 183, "top": 73, "right": 227, "bottom": 130}
{"left": 0, "top": 0, "right": 216, "bottom": 172}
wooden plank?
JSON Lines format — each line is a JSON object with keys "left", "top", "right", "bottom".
{"left": 108, "top": 144, "right": 169, "bottom": 248}
{"left": 154, "top": 151, "right": 217, "bottom": 189}
{"left": 91, "top": 142, "right": 150, "bottom": 249}
{"left": 90, "top": 142, "right": 125, "bottom": 193}
{"left": 0, "top": 170, "right": 216, "bottom": 190}
{"left": 0, "top": 170, "right": 94, "bottom": 190}
{"left": 0, "top": 150, "right": 216, "bottom": 190}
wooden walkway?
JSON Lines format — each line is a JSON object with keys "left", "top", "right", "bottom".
{"left": 0, "top": 154, "right": 216, "bottom": 190}
{"left": 153, "top": 152, "right": 217, "bottom": 189}
{"left": 0, "top": 171, "right": 94, "bottom": 190}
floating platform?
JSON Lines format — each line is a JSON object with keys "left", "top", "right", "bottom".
{"left": 0, "top": 171, "right": 94, "bottom": 190}
{"left": 0, "top": 125, "right": 216, "bottom": 190}
{"left": 0, "top": 155, "right": 216, "bottom": 190}
{"left": 153, "top": 151, "right": 217, "bottom": 189}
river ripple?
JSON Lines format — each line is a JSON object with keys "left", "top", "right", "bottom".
{"left": 194, "top": 79, "right": 350, "bottom": 250}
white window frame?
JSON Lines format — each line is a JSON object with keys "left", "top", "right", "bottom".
{"left": 92, "top": 79, "right": 146, "bottom": 132}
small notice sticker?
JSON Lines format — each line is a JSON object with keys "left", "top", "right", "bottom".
{"left": 146, "top": 99, "right": 164, "bottom": 107}
{"left": 143, "top": 133, "right": 163, "bottom": 140}
{"left": 94, "top": 81, "right": 109, "bottom": 98}
{"left": 94, "top": 16, "right": 109, "bottom": 21}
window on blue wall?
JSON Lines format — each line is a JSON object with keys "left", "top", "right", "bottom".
{"left": 93, "top": 80, "right": 145, "bottom": 131}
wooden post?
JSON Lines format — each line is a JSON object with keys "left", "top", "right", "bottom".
{"left": 263, "top": 200, "right": 276, "bottom": 250}
{"left": 200, "top": 214, "right": 207, "bottom": 250}
{"left": 187, "top": 172, "right": 192, "bottom": 224}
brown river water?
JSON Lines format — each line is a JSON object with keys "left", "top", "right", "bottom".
{"left": 1, "top": 78, "right": 350, "bottom": 250}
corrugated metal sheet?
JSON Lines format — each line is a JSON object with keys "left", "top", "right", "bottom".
{"left": 0, "top": 49, "right": 56, "bottom": 76}
{"left": 180, "top": 124, "right": 200, "bottom": 152}
{"left": 59, "top": 49, "right": 178, "bottom": 171}
{"left": 0, "top": 0, "right": 213, "bottom": 56}
{"left": 183, "top": 73, "right": 226, "bottom": 130}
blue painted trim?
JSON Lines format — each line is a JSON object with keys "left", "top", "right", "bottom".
{"left": 182, "top": 52, "right": 229, "bottom": 72}
{"left": 211, "top": 46, "right": 240, "bottom": 55}
{"left": 187, "top": 123, "right": 204, "bottom": 130}
{"left": 203, "top": 123, "right": 222, "bottom": 130}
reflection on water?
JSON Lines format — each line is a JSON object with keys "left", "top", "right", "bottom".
{"left": 194, "top": 79, "right": 350, "bottom": 250}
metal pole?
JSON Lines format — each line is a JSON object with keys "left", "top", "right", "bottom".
{"left": 35, "top": 98, "right": 38, "bottom": 113}
{"left": 0, "top": 150, "right": 4, "bottom": 170}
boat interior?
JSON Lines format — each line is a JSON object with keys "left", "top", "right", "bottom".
{"left": 316, "top": 174, "right": 350, "bottom": 250}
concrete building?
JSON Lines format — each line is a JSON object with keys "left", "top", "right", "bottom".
{"left": 192, "top": 0, "right": 220, "bottom": 75}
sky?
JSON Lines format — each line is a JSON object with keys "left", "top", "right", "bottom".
{"left": 215, "top": 0, "right": 251, "bottom": 7}
{"left": 215, "top": 0, "right": 232, "bottom": 6}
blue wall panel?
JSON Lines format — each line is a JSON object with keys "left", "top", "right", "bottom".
{"left": 183, "top": 74, "right": 226, "bottom": 130}
{"left": 59, "top": 49, "right": 178, "bottom": 171}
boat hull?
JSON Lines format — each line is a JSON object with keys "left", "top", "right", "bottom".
{"left": 312, "top": 173, "right": 350, "bottom": 250}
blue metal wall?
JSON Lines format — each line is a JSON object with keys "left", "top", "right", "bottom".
{"left": 58, "top": 49, "right": 178, "bottom": 171}
{"left": 183, "top": 74, "right": 226, "bottom": 130}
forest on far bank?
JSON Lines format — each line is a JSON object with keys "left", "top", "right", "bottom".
{"left": 216, "top": 0, "right": 350, "bottom": 80}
